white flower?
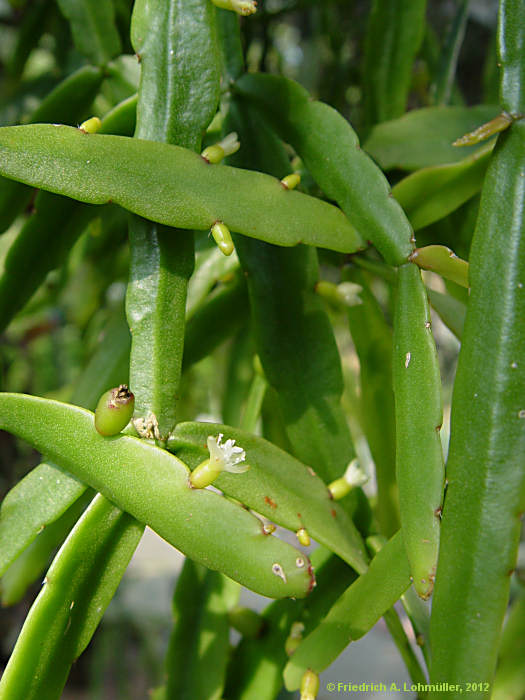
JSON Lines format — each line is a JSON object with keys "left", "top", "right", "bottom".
{"left": 289, "top": 621, "right": 305, "bottom": 639}
{"left": 343, "top": 459, "right": 368, "bottom": 488}
{"left": 217, "top": 132, "right": 240, "bottom": 157}
{"left": 336, "top": 282, "right": 362, "bottom": 307}
{"left": 201, "top": 132, "right": 240, "bottom": 164}
{"left": 207, "top": 433, "right": 249, "bottom": 474}
{"left": 233, "top": 0, "right": 257, "bottom": 14}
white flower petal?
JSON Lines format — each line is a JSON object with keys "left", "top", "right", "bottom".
{"left": 224, "top": 461, "right": 250, "bottom": 474}
{"left": 218, "top": 132, "right": 240, "bottom": 156}
{"left": 337, "top": 282, "right": 363, "bottom": 307}
{"left": 343, "top": 459, "right": 368, "bottom": 488}
{"left": 207, "top": 433, "right": 247, "bottom": 473}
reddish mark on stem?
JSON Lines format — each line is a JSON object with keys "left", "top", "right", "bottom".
{"left": 307, "top": 564, "right": 316, "bottom": 593}
{"left": 434, "top": 506, "right": 443, "bottom": 519}
{"left": 331, "top": 509, "right": 337, "bottom": 518}
{"left": 265, "top": 496, "right": 277, "bottom": 509}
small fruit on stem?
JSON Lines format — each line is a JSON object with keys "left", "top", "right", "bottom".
{"left": 94, "top": 385, "right": 135, "bottom": 436}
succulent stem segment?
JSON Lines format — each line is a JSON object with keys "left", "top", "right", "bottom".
{"left": 409, "top": 245, "right": 469, "bottom": 288}
{"left": 452, "top": 112, "right": 513, "bottom": 146}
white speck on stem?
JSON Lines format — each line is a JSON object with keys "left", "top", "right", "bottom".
{"left": 405, "top": 352, "right": 411, "bottom": 368}
{"left": 272, "top": 563, "right": 287, "bottom": 583}
{"left": 518, "top": 410, "right": 525, "bottom": 419}
{"left": 511, "top": 362, "right": 518, "bottom": 369}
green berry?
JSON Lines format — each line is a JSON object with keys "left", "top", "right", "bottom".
{"left": 94, "top": 385, "right": 135, "bottom": 436}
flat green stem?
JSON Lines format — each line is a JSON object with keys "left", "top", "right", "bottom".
{"left": 0, "top": 394, "right": 315, "bottom": 599}
{"left": 0, "top": 124, "right": 362, "bottom": 254}
{"left": 409, "top": 245, "right": 469, "bottom": 288}
{"left": 0, "top": 494, "right": 143, "bottom": 700}
{"left": 283, "top": 531, "right": 411, "bottom": 690}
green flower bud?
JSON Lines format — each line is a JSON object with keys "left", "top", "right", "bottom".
{"left": 280, "top": 172, "right": 301, "bottom": 190}
{"left": 211, "top": 221, "right": 235, "bottom": 257}
{"left": 79, "top": 116, "right": 102, "bottom": 134}
{"left": 94, "top": 385, "right": 135, "bottom": 436}
{"left": 300, "top": 669, "right": 320, "bottom": 700}
{"left": 296, "top": 528, "right": 311, "bottom": 547}
{"left": 285, "top": 621, "right": 305, "bottom": 656}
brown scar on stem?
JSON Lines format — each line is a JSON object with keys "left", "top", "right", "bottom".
{"left": 435, "top": 506, "right": 443, "bottom": 519}
{"left": 264, "top": 496, "right": 277, "bottom": 509}
{"left": 307, "top": 564, "right": 316, "bottom": 593}
{"left": 331, "top": 509, "right": 337, "bottom": 518}
{"left": 435, "top": 423, "right": 442, "bottom": 432}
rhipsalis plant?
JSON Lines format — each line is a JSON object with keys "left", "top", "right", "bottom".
{"left": 0, "top": 1, "right": 523, "bottom": 699}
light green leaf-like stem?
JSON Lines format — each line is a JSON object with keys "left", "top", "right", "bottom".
{"left": 0, "top": 124, "right": 363, "bottom": 254}
{"left": 393, "top": 264, "right": 444, "bottom": 600}
{"left": 0, "top": 394, "right": 315, "bottom": 599}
